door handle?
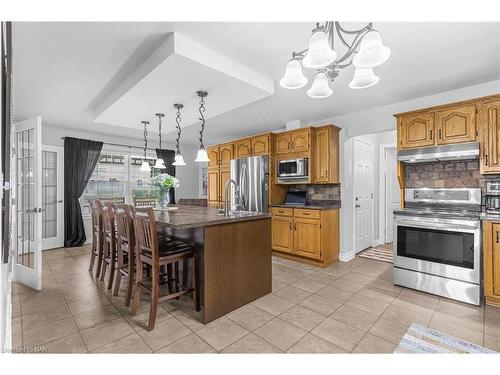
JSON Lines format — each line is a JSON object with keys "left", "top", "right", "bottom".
{"left": 355, "top": 204, "right": 361, "bottom": 208}
{"left": 289, "top": 222, "right": 292, "bottom": 231}
{"left": 57, "top": 199, "right": 63, "bottom": 203}
{"left": 438, "top": 129, "right": 442, "bottom": 139}
{"left": 496, "top": 231, "right": 499, "bottom": 244}
{"left": 430, "top": 129, "right": 433, "bottom": 139}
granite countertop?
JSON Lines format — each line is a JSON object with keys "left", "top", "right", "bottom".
{"left": 153, "top": 205, "right": 271, "bottom": 230}
{"left": 270, "top": 200, "right": 341, "bottom": 210}
{"left": 480, "top": 213, "right": 500, "bottom": 221}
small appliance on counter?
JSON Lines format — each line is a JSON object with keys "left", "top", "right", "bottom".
{"left": 283, "top": 190, "right": 307, "bottom": 206}
{"left": 485, "top": 180, "right": 500, "bottom": 215}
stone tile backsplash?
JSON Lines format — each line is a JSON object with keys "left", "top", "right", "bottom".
{"left": 405, "top": 160, "right": 484, "bottom": 188}
{"left": 288, "top": 183, "right": 341, "bottom": 201}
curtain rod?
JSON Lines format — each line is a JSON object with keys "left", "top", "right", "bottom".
{"left": 60, "top": 137, "right": 159, "bottom": 151}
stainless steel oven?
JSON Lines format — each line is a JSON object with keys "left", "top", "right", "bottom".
{"left": 277, "top": 158, "right": 308, "bottom": 180}
{"left": 393, "top": 188, "right": 482, "bottom": 305}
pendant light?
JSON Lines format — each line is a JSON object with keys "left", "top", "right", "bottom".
{"left": 279, "top": 58, "right": 308, "bottom": 89}
{"left": 353, "top": 30, "right": 391, "bottom": 68}
{"left": 139, "top": 121, "right": 151, "bottom": 172}
{"left": 194, "top": 90, "right": 210, "bottom": 163}
{"left": 302, "top": 24, "right": 337, "bottom": 69}
{"left": 172, "top": 103, "right": 186, "bottom": 166}
{"left": 153, "top": 113, "right": 166, "bottom": 169}
{"left": 306, "top": 72, "right": 333, "bottom": 98}
{"left": 349, "top": 67, "right": 380, "bottom": 89}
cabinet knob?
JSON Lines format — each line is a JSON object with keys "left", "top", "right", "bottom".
{"left": 496, "top": 231, "right": 499, "bottom": 244}
{"left": 430, "top": 129, "right": 433, "bottom": 139}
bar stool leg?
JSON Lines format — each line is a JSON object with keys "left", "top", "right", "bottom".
{"left": 147, "top": 264, "right": 160, "bottom": 331}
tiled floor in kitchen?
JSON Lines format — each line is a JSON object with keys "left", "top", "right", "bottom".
{"left": 10, "top": 245, "right": 500, "bottom": 353}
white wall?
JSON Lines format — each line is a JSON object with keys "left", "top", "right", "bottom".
{"left": 318, "top": 78, "right": 500, "bottom": 261}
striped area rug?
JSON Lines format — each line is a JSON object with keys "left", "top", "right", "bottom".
{"left": 395, "top": 323, "right": 496, "bottom": 353}
{"left": 358, "top": 243, "right": 393, "bottom": 263}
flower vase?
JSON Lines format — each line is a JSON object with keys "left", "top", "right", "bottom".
{"left": 159, "top": 189, "right": 171, "bottom": 209}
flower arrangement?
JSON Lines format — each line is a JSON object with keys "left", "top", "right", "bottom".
{"left": 152, "top": 173, "right": 180, "bottom": 191}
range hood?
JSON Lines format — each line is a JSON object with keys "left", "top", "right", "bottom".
{"left": 397, "top": 142, "right": 479, "bottom": 163}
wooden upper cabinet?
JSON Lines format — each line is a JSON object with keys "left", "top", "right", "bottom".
{"left": 251, "top": 134, "right": 269, "bottom": 156}
{"left": 219, "top": 143, "right": 234, "bottom": 168}
{"left": 207, "top": 147, "right": 220, "bottom": 168}
{"left": 271, "top": 216, "right": 294, "bottom": 254}
{"left": 480, "top": 98, "right": 500, "bottom": 174}
{"left": 275, "top": 133, "right": 291, "bottom": 155}
{"left": 435, "top": 104, "right": 477, "bottom": 145}
{"left": 235, "top": 138, "right": 252, "bottom": 158}
{"left": 291, "top": 129, "right": 310, "bottom": 152}
{"left": 399, "top": 113, "right": 435, "bottom": 149}
{"left": 294, "top": 218, "right": 321, "bottom": 260}
{"left": 314, "top": 128, "right": 331, "bottom": 183}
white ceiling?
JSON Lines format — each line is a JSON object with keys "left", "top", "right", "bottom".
{"left": 12, "top": 22, "right": 500, "bottom": 145}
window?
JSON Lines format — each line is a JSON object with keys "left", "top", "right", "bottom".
{"left": 80, "top": 147, "right": 160, "bottom": 215}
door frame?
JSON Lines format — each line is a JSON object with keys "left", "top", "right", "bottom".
{"left": 41, "top": 145, "right": 64, "bottom": 250}
{"left": 378, "top": 142, "right": 397, "bottom": 244}
{"left": 352, "top": 138, "right": 375, "bottom": 254}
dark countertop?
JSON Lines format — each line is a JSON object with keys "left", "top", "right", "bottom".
{"left": 270, "top": 200, "right": 341, "bottom": 210}
{"left": 480, "top": 213, "right": 500, "bottom": 221}
{"left": 153, "top": 205, "right": 271, "bottom": 230}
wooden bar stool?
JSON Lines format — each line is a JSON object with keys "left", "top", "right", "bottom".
{"left": 131, "top": 207, "right": 200, "bottom": 331}
{"left": 88, "top": 199, "right": 104, "bottom": 279}
{"left": 112, "top": 203, "right": 135, "bottom": 306}
{"left": 98, "top": 202, "right": 117, "bottom": 290}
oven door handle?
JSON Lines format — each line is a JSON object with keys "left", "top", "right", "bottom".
{"left": 395, "top": 220, "right": 478, "bottom": 232}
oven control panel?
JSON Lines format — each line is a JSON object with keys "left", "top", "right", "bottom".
{"left": 405, "top": 188, "right": 481, "bottom": 205}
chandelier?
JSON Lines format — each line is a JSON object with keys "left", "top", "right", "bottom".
{"left": 280, "top": 22, "right": 390, "bottom": 98}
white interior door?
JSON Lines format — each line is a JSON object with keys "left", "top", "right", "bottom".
{"left": 385, "top": 147, "right": 400, "bottom": 243}
{"left": 13, "top": 117, "right": 42, "bottom": 290}
{"left": 42, "top": 145, "right": 64, "bottom": 250}
{"left": 353, "top": 139, "right": 374, "bottom": 253}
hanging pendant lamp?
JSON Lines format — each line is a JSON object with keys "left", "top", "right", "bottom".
{"left": 172, "top": 104, "right": 186, "bottom": 166}
{"left": 153, "top": 113, "right": 166, "bottom": 169}
{"left": 139, "top": 121, "right": 151, "bottom": 173}
{"left": 194, "top": 91, "right": 210, "bottom": 163}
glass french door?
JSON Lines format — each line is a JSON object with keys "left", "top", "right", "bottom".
{"left": 41, "top": 145, "right": 64, "bottom": 250}
{"left": 13, "top": 117, "right": 42, "bottom": 290}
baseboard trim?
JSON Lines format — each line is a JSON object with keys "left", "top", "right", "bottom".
{"left": 339, "top": 250, "right": 355, "bottom": 262}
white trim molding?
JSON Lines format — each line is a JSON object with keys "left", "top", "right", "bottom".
{"left": 339, "top": 250, "right": 356, "bottom": 263}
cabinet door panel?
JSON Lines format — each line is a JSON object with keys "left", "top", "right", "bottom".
{"left": 207, "top": 169, "right": 220, "bottom": 202}
{"left": 493, "top": 223, "right": 500, "bottom": 296}
{"left": 207, "top": 147, "right": 220, "bottom": 168}
{"left": 294, "top": 218, "right": 321, "bottom": 260}
{"left": 275, "top": 134, "right": 291, "bottom": 155}
{"left": 400, "top": 113, "right": 435, "bottom": 149}
{"left": 436, "top": 105, "right": 476, "bottom": 145}
{"left": 251, "top": 135, "right": 269, "bottom": 156}
{"left": 315, "top": 128, "right": 330, "bottom": 182}
{"left": 480, "top": 99, "right": 500, "bottom": 174}
{"left": 220, "top": 168, "right": 231, "bottom": 204}
{"left": 235, "top": 139, "right": 252, "bottom": 158}
{"left": 291, "top": 129, "right": 310, "bottom": 152}
{"left": 272, "top": 216, "right": 294, "bottom": 253}
{"left": 219, "top": 143, "right": 234, "bottom": 169}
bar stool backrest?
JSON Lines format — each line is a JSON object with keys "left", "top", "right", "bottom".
{"left": 131, "top": 207, "right": 159, "bottom": 261}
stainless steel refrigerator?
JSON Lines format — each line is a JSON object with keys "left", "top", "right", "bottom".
{"left": 230, "top": 156, "right": 269, "bottom": 212}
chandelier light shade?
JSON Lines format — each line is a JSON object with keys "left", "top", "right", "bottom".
{"left": 194, "top": 90, "right": 210, "bottom": 163}
{"left": 153, "top": 113, "right": 166, "bottom": 169}
{"left": 281, "top": 22, "right": 390, "bottom": 98}
{"left": 302, "top": 28, "right": 337, "bottom": 69}
{"left": 140, "top": 120, "right": 151, "bottom": 173}
{"left": 279, "top": 59, "right": 308, "bottom": 89}
{"left": 307, "top": 72, "right": 333, "bottom": 98}
{"left": 352, "top": 30, "right": 391, "bottom": 68}
{"left": 172, "top": 103, "right": 186, "bottom": 166}
{"left": 349, "top": 67, "right": 380, "bottom": 89}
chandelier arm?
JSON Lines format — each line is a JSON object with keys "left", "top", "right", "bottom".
{"left": 333, "top": 28, "right": 372, "bottom": 65}
{"left": 336, "top": 22, "right": 373, "bottom": 35}
{"left": 335, "top": 22, "right": 352, "bottom": 49}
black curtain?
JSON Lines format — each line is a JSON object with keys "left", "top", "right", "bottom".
{"left": 156, "top": 149, "right": 176, "bottom": 204}
{"left": 64, "top": 137, "right": 103, "bottom": 247}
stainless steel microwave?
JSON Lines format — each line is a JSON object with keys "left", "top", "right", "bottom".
{"left": 277, "top": 158, "right": 309, "bottom": 180}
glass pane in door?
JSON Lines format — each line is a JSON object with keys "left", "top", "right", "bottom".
{"left": 42, "top": 150, "right": 57, "bottom": 239}
{"left": 17, "top": 128, "right": 35, "bottom": 268}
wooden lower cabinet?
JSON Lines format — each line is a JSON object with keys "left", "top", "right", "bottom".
{"left": 271, "top": 207, "right": 339, "bottom": 267}
{"left": 484, "top": 220, "right": 500, "bottom": 307}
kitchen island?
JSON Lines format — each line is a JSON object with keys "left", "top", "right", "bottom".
{"left": 153, "top": 206, "right": 272, "bottom": 324}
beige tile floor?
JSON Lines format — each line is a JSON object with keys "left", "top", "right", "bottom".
{"left": 10, "top": 244, "right": 500, "bottom": 353}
